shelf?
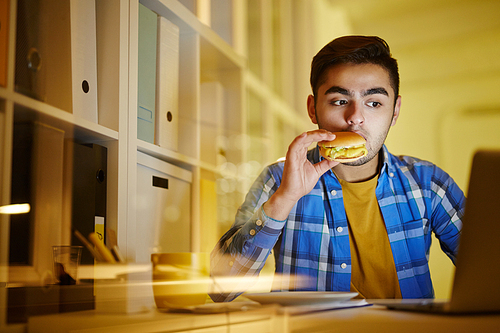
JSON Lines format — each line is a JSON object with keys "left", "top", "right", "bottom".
{"left": 137, "top": 139, "right": 230, "bottom": 177}
{"left": 141, "top": 0, "right": 245, "bottom": 70}
{"left": 137, "top": 139, "right": 198, "bottom": 170}
{"left": 10, "top": 92, "right": 119, "bottom": 143}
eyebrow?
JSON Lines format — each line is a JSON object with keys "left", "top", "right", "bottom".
{"left": 363, "top": 87, "right": 389, "bottom": 97}
{"left": 324, "top": 86, "right": 350, "bottom": 96}
{"left": 324, "top": 86, "right": 389, "bottom": 97}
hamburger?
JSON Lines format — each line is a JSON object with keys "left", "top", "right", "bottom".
{"left": 319, "top": 132, "right": 368, "bottom": 163}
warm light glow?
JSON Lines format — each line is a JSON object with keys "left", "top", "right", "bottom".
{"left": 0, "top": 203, "right": 31, "bottom": 214}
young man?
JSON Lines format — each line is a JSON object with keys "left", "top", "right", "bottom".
{"left": 210, "top": 36, "right": 465, "bottom": 301}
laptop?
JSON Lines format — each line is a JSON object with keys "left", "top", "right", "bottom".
{"left": 373, "top": 150, "right": 500, "bottom": 314}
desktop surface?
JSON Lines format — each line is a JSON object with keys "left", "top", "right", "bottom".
{"left": 283, "top": 303, "right": 500, "bottom": 333}
{"left": 26, "top": 300, "right": 500, "bottom": 333}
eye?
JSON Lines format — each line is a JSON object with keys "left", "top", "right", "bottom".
{"left": 331, "top": 99, "right": 348, "bottom": 106}
{"left": 367, "top": 101, "right": 381, "bottom": 108}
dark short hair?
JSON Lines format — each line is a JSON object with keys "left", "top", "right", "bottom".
{"left": 310, "top": 35, "right": 400, "bottom": 105}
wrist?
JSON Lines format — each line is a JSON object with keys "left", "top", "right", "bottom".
{"left": 263, "top": 189, "right": 297, "bottom": 221}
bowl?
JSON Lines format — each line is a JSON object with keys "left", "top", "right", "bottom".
{"left": 151, "top": 252, "right": 210, "bottom": 308}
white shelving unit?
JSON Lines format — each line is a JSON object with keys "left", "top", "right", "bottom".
{"left": 0, "top": 0, "right": 317, "bottom": 329}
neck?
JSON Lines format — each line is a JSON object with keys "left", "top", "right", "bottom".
{"left": 333, "top": 153, "right": 381, "bottom": 183}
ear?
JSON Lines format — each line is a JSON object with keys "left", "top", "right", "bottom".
{"left": 391, "top": 96, "right": 401, "bottom": 127}
{"left": 307, "top": 94, "right": 318, "bottom": 124}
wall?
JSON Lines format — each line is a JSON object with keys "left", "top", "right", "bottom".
{"left": 189, "top": 0, "right": 500, "bottom": 299}
{"left": 328, "top": 0, "right": 500, "bottom": 298}
{"left": 290, "top": 0, "right": 352, "bottom": 116}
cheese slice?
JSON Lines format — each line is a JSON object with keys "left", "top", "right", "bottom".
{"left": 333, "top": 146, "right": 367, "bottom": 159}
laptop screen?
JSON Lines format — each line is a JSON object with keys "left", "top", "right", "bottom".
{"left": 449, "top": 150, "right": 500, "bottom": 312}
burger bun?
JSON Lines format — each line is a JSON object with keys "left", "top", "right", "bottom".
{"left": 319, "top": 132, "right": 368, "bottom": 163}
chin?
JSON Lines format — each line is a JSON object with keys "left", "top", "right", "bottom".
{"left": 342, "top": 157, "right": 369, "bottom": 167}
{"left": 342, "top": 151, "right": 376, "bottom": 167}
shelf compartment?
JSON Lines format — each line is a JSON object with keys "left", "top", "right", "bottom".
{"left": 12, "top": 92, "right": 118, "bottom": 144}
{"left": 137, "top": 139, "right": 198, "bottom": 171}
{"left": 141, "top": 0, "right": 245, "bottom": 70}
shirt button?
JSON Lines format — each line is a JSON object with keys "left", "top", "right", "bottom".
{"left": 249, "top": 229, "right": 256, "bottom": 236}
{"left": 389, "top": 172, "right": 395, "bottom": 178}
{"left": 336, "top": 226, "right": 343, "bottom": 233}
{"left": 228, "top": 261, "right": 234, "bottom": 266}
{"left": 256, "top": 219, "right": 263, "bottom": 226}
{"left": 330, "top": 190, "right": 337, "bottom": 196}
{"left": 341, "top": 263, "right": 347, "bottom": 269}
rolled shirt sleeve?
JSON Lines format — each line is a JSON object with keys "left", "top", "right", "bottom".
{"left": 209, "top": 164, "right": 286, "bottom": 302}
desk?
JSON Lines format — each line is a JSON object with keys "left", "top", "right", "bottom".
{"left": 274, "top": 305, "right": 500, "bottom": 333}
{"left": 27, "top": 307, "right": 274, "bottom": 333}
{"left": 26, "top": 304, "right": 500, "bottom": 333}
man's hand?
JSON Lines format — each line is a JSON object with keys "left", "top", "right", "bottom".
{"left": 263, "top": 130, "right": 339, "bottom": 221}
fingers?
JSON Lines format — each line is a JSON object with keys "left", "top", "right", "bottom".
{"left": 289, "top": 131, "right": 339, "bottom": 176}
{"left": 285, "top": 130, "right": 336, "bottom": 164}
{"left": 304, "top": 129, "right": 336, "bottom": 144}
{"left": 290, "top": 130, "right": 336, "bottom": 150}
{"left": 314, "top": 159, "right": 339, "bottom": 176}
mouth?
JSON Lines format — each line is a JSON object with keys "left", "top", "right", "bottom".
{"left": 348, "top": 130, "right": 367, "bottom": 141}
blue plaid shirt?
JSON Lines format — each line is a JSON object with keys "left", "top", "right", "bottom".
{"left": 210, "top": 146, "right": 465, "bottom": 301}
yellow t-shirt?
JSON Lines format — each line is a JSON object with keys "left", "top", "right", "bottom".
{"left": 339, "top": 175, "right": 402, "bottom": 299}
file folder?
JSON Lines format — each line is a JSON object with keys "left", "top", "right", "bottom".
{"left": 69, "top": 142, "right": 107, "bottom": 265}
{"left": 137, "top": 4, "right": 157, "bottom": 144}
{"left": 155, "top": 16, "right": 179, "bottom": 151}
{"left": 69, "top": 0, "right": 98, "bottom": 123}
{"left": 200, "top": 178, "right": 218, "bottom": 252}
{"left": 14, "top": 0, "right": 98, "bottom": 122}
{"left": 0, "top": 0, "right": 8, "bottom": 87}
{"left": 200, "top": 81, "right": 224, "bottom": 165}
{"left": 15, "top": 0, "right": 72, "bottom": 111}
{"left": 9, "top": 122, "right": 65, "bottom": 268}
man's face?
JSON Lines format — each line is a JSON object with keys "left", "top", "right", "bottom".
{"left": 307, "top": 63, "right": 401, "bottom": 166}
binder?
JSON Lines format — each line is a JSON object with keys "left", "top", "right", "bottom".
{"left": 15, "top": 0, "right": 73, "bottom": 111}
{"left": 155, "top": 16, "right": 179, "bottom": 151}
{"left": 137, "top": 4, "right": 157, "bottom": 144}
{"left": 14, "top": 0, "right": 98, "bottom": 122}
{"left": 9, "top": 122, "right": 36, "bottom": 266}
{"left": 200, "top": 82, "right": 224, "bottom": 165}
{"left": 0, "top": 0, "right": 8, "bottom": 87}
{"left": 92, "top": 142, "right": 107, "bottom": 222}
{"left": 200, "top": 178, "right": 218, "bottom": 252}
{"left": 69, "top": 0, "right": 98, "bottom": 123}
{"left": 9, "top": 121, "right": 65, "bottom": 275}
{"left": 69, "top": 142, "right": 107, "bottom": 265}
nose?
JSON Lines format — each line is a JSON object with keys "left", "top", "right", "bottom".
{"left": 346, "top": 102, "right": 364, "bottom": 126}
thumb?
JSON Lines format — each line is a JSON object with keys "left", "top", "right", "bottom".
{"left": 314, "top": 159, "right": 339, "bottom": 177}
